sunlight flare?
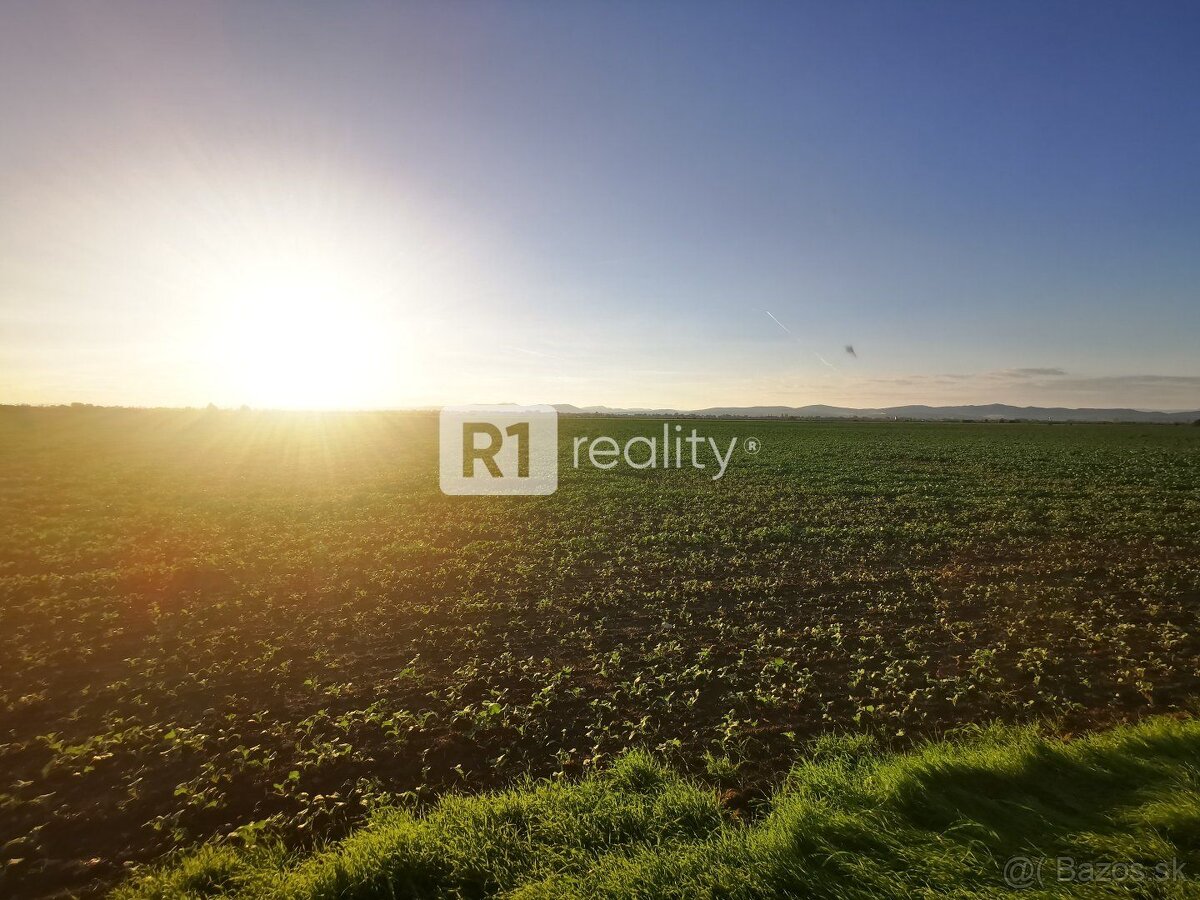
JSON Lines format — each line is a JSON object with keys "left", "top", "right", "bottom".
{"left": 204, "top": 245, "right": 406, "bottom": 409}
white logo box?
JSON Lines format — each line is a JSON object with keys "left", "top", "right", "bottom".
{"left": 439, "top": 404, "right": 558, "bottom": 495}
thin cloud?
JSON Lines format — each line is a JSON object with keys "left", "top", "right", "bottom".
{"left": 754, "top": 370, "right": 1200, "bottom": 410}
{"left": 984, "top": 367, "right": 1068, "bottom": 380}
{"left": 499, "top": 344, "right": 571, "bottom": 362}
{"left": 1010, "top": 367, "right": 1067, "bottom": 377}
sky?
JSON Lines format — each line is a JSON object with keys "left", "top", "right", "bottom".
{"left": 2, "top": 1, "right": 1198, "bottom": 411}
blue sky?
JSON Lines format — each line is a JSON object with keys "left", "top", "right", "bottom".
{"left": 2, "top": 1, "right": 1198, "bottom": 409}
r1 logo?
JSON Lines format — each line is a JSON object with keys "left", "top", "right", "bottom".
{"left": 461, "top": 422, "right": 529, "bottom": 477}
{"left": 440, "top": 405, "right": 558, "bottom": 495}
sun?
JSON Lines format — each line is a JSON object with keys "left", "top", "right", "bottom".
{"left": 207, "top": 251, "right": 402, "bottom": 409}
{"left": 164, "top": 171, "right": 451, "bottom": 409}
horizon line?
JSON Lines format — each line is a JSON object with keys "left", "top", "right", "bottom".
{"left": 4, "top": 401, "right": 1199, "bottom": 417}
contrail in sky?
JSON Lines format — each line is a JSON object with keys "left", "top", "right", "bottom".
{"left": 764, "top": 310, "right": 793, "bottom": 336}
{"left": 764, "top": 310, "right": 839, "bottom": 370}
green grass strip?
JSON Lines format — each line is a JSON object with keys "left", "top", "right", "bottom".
{"left": 117, "top": 716, "right": 1200, "bottom": 898}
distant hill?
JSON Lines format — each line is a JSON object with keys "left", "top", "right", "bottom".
{"left": 554, "top": 403, "right": 1200, "bottom": 423}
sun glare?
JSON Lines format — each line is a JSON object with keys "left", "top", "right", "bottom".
{"left": 207, "top": 252, "right": 403, "bottom": 409}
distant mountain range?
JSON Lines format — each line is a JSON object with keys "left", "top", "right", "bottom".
{"left": 553, "top": 403, "right": 1200, "bottom": 423}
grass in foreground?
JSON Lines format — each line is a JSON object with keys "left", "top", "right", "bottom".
{"left": 118, "top": 715, "right": 1200, "bottom": 899}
